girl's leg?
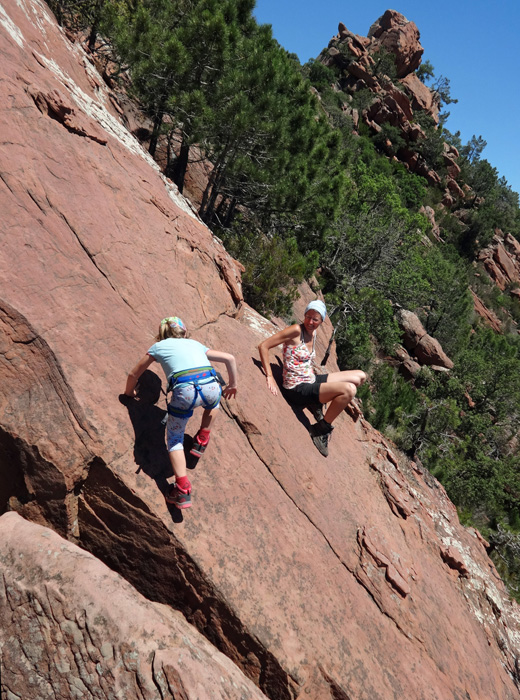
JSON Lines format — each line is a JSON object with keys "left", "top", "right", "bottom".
{"left": 168, "top": 447, "right": 187, "bottom": 480}
{"left": 199, "top": 405, "right": 219, "bottom": 431}
{"left": 192, "top": 381, "right": 222, "bottom": 453}
{"left": 166, "top": 412, "right": 190, "bottom": 477}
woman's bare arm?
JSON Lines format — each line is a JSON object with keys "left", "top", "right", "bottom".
{"left": 257, "top": 324, "right": 300, "bottom": 396}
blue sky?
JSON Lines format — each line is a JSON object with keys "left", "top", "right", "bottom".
{"left": 254, "top": 0, "right": 520, "bottom": 196}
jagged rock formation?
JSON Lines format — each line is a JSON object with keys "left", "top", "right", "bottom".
{"left": 321, "top": 11, "right": 467, "bottom": 199}
{"left": 471, "top": 290, "right": 504, "bottom": 334}
{"left": 1, "top": 1, "right": 520, "bottom": 699}
{"left": 479, "top": 232, "right": 520, "bottom": 291}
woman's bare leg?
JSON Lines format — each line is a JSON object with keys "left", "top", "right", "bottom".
{"left": 316, "top": 372, "right": 366, "bottom": 424}
{"left": 318, "top": 381, "right": 357, "bottom": 424}
{"left": 324, "top": 370, "right": 366, "bottom": 387}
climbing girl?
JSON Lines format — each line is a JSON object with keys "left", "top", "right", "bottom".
{"left": 258, "top": 300, "right": 366, "bottom": 457}
{"left": 125, "top": 316, "right": 237, "bottom": 509}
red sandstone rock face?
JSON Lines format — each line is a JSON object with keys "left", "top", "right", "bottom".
{"left": 479, "top": 235, "right": 520, "bottom": 290}
{"left": 397, "top": 310, "right": 454, "bottom": 369}
{"left": 0, "top": 512, "right": 268, "bottom": 700}
{"left": 420, "top": 205, "right": 443, "bottom": 242}
{"left": 471, "top": 291, "right": 503, "bottom": 333}
{"left": 368, "top": 10, "right": 424, "bottom": 78}
{"left": 400, "top": 72, "right": 440, "bottom": 123}
{"left": 1, "top": 2, "right": 520, "bottom": 699}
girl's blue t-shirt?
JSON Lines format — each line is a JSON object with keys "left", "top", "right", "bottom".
{"left": 147, "top": 338, "right": 210, "bottom": 380}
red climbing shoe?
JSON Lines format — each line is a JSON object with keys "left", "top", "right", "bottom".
{"left": 165, "top": 484, "right": 192, "bottom": 509}
{"left": 190, "top": 430, "right": 210, "bottom": 457}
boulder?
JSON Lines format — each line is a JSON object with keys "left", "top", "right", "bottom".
{"left": 397, "top": 309, "right": 427, "bottom": 350}
{"left": 505, "top": 233, "right": 520, "bottom": 258}
{"left": 367, "top": 10, "right": 424, "bottom": 78}
{"left": 397, "top": 310, "right": 454, "bottom": 369}
{"left": 400, "top": 73, "right": 440, "bottom": 123}
{"left": 0, "top": 512, "right": 268, "bottom": 700}
{"left": 494, "top": 242, "right": 519, "bottom": 283}
{"left": 480, "top": 239, "right": 520, "bottom": 290}
{"left": 447, "top": 178, "right": 465, "bottom": 199}
{"left": 415, "top": 335, "right": 454, "bottom": 369}
{"left": 420, "top": 205, "right": 443, "bottom": 242}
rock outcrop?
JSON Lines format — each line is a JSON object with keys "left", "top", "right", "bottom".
{"left": 320, "top": 12, "right": 469, "bottom": 196}
{"left": 396, "top": 309, "right": 454, "bottom": 370}
{"left": 479, "top": 232, "right": 520, "bottom": 291}
{"left": 471, "top": 290, "right": 503, "bottom": 333}
{"left": 1, "top": 1, "right": 520, "bottom": 699}
{"left": 367, "top": 9, "right": 424, "bottom": 78}
{"left": 0, "top": 511, "right": 268, "bottom": 700}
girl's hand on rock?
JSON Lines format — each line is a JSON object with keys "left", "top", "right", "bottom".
{"left": 223, "top": 386, "right": 237, "bottom": 400}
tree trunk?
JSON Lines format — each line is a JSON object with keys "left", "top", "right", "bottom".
{"left": 87, "top": 0, "right": 104, "bottom": 52}
{"left": 200, "top": 164, "right": 225, "bottom": 225}
{"left": 148, "top": 111, "right": 163, "bottom": 158}
{"left": 149, "top": 94, "right": 168, "bottom": 158}
{"left": 171, "top": 138, "right": 190, "bottom": 193}
{"left": 87, "top": 22, "right": 99, "bottom": 52}
{"left": 223, "top": 196, "right": 237, "bottom": 228}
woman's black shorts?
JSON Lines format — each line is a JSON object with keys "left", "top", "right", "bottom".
{"left": 281, "top": 374, "right": 327, "bottom": 407}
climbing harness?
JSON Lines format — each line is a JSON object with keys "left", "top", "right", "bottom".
{"left": 165, "top": 366, "right": 222, "bottom": 419}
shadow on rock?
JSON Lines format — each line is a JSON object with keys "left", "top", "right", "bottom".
{"left": 251, "top": 356, "right": 313, "bottom": 431}
{"left": 119, "top": 370, "right": 171, "bottom": 486}
{"left": 119, "top": 371, "right": 199, "bottom": 513}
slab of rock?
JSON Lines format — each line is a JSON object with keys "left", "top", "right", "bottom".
{"left": 495, "top": 242, "right": 519, "bottom": 283}
{"left": 420, "top": 205, "right": 443, "bottom": 242}
{"left": 471, "top": 290, "right": 503, "bottom": 333}
{"left": 400, "top": 72, "right": 440, "bottom": 123}
{"left": 397, "top": 309, "right": 454, "bottom": 369}
{"left": 0, "top": 512, "right": 268, "bottom": 700}
{"left": 1, "top": 2, "right": 520, "bottom": 699}
{"left": 479, "top": 238, "right": 520, "bottom": 290}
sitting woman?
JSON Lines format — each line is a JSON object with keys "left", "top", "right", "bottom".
{"left": 258, "top": 300, "right": 366, "bottom": 456}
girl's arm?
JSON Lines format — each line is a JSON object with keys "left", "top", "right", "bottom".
{"left": 124, "top": 354, "right": 155, "bottom": 397}
{"left": 206, "top": 350, "right": 238, "bottom": 399}
{"left": 257, "top": 324, "right": 300, "bottom": 396}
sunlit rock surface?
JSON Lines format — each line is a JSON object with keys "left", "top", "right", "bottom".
{"left": 1, "top": 1, "right": 520, "bottom": 698}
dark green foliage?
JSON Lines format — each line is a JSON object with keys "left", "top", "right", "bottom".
{"left": 219, "top": 223, "right": 318, "bottom": 317}
{"left": 415, "top": 59, "right": 457, "bottom": 124}
{"left": 362, "top": 364, "right": 421, "bottom": 438}
{"left": 303, "top": 59, "right": 337, "bottom": 90}
{"left": 351, "top": 88, "right": 375, "bottom": 113}
{"left": 372, "top": 123, "right": 406, "bottom": 156}
{"left": 416, "top": 59, "right": 434, "bottom": 84}
{"left": 47, "top": 0, "right": 106, "bottom": 49}
{"left": 413, "top": 112, "right": 446, "bottom": 172}
{"left": 371, "top": 48, "right": 397, "bottom": 83}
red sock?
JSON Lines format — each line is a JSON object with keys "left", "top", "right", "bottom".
{"left": 197, "top": 428, "right": 211, "bottom": 445}
{"left": 176, "top": 476, "right": 192, "bottom": 493}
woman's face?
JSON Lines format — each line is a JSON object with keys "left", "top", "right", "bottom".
{"left": 303, "top": 310, "right": 323, "bottom": 333}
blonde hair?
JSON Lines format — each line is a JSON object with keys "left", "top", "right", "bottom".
{"left": 155, "top": 316, "right": 188, "bottom": 341}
